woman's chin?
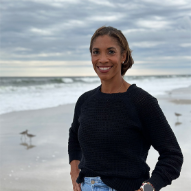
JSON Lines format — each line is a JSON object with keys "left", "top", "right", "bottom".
{"left": 95, "top": 70, "right": 115, "bottom": 81}
{"left": 97, "top": 74, "right": 111, "bottom": 81}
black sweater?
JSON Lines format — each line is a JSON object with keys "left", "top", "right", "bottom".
{"left": 68, "top": 84, "right": 183, "bottom": 191}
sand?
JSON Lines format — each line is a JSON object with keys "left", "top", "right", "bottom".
{"left": 0, "top": 86, "right": 191, "bottom": 191}
{"left": 0, "top": 104, "right": 75, "bottom": 191}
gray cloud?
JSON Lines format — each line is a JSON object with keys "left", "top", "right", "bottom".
{"left": 0, "top": 0, "right": 191, "bottom": 73}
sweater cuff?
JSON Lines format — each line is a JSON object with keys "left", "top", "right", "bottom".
{"left": 146, "top": 173, "right": 166, "bottom": 191}
{"left": 69, "top": 151, "right": 82, "bottom": 164}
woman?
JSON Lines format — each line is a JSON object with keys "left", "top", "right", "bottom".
{"left": 68, "top": 26, "right": 183, "bottom": 191}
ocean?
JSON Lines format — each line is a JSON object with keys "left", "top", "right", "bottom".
{"left": 0, "top": 75, "right": 191, "bottom": 115}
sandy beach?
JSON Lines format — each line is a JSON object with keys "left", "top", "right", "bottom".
{"left": 0, "top": 86, "right": 191, "bottom": 191}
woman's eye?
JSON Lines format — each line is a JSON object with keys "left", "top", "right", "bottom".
{"left": 109, "top": 50, "right": 115, "bottom": 54}
{"left": 92, "top": 50, "right": 99, "bottom": 55}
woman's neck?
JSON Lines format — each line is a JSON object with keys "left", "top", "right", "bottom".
{"left": 100, "top": 77, "right": 130, "bottom": 94}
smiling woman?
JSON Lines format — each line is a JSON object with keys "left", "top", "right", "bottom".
{"left": 68, "top": 26, "right": 183, "bottom": 191}
{"left": 90, "top": 26, "right": 134, "bottom": 76}
{"left": 89, "top": 26, "right": 134, "bottom": 93}
{"left": 91, "top": 35, "right": 125, "bottom": 78}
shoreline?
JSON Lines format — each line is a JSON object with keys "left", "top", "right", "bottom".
{"left": 1, "top": 84, "right": 190, "bottom": 117}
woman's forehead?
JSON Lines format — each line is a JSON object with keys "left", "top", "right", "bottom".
{"left": 92, "top": 35, "right": 119, "bottom": 48}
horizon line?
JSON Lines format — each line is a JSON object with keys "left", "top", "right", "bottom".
{"left": 1, "top": 74, "right": 191, "bottom": 78}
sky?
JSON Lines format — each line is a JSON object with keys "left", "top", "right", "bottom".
{"left": 0, "top": 0, "right": 191, "bottom": 76}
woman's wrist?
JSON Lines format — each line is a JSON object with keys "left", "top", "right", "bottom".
{"left": 70, "top": 160, "right": 80, "bottom": 172}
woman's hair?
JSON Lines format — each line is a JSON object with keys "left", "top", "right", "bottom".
{"left": 89, "top": 26, "right": 134, "bottom": 76}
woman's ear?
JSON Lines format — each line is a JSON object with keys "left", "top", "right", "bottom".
{"left": 121, "top": 52, "right": 126, "bottom": 63}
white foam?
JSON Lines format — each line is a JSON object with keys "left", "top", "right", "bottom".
{"left": 76, "top": 77, "right": 100, "bottom": 83}
{"left": 61, "top": 78, "right": 73, "bottom": 83}
{"left": 0, "top": 76, "right": 190, "bottom": 115}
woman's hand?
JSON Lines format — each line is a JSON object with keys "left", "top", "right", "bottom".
{"left": 135, "top": 189, "right": 143, "bottom": 191}
{"left": 70, "top": 169, "right": 81, "bottom": 191}
{"left": 70, "top": 160, "right": 81, "bottom": 191}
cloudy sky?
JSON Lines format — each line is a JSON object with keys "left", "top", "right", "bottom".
{"left": 0, "top": 0, "right": 191, "bottom": 76}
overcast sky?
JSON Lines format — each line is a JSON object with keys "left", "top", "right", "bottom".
{"left": 0, "top": 0, "right": 191, "bottom": 76}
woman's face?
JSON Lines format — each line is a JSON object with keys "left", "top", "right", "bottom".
{"left": 91, "top": 35, "right": 126, "bottom": 81}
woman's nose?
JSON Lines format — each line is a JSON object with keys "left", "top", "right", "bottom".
{"left": 98, "top": 53, "right": 109, "bottom": 63}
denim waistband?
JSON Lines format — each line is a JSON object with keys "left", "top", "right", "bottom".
{"left": 83, "top": 176, "right": 103, "bottom": 184}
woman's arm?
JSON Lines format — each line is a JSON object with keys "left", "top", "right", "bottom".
{"left": 138, "top": 95, "right": 183, "bottom": 191}
{"left": 68, "top": 90, "right": 92, "bottom": 163}
{"left": 70, "top": 160, "right": 80, "bottom": 171}
{"left": 68, "top": 95, "right": 83, "bottom": 164}
{"left": 68, "top": 95, "right": 85, "bottom": 191}
{"left": 70, "top": 160, "right": 81, "bottom": 191}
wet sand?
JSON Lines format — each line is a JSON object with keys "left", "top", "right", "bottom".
{"left": 0, "top": 104, "right": 74, "bottom": 191}
{"left": 0, "top": 86, "right": 191, "bottom": 191}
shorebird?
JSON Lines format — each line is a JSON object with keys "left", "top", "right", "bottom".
{"left": 20, "top": 130, "right": 28, "bottom": 139}
{"left": 26, "top": 132, "right": 36, "bottom": 142}
{"left": 175, "top": 112, "right": 182, "bottom": 121}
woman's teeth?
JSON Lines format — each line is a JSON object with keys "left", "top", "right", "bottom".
{"left": 99, "top": 67, "right": 111, "bottom": 70}
{"left": 97, "top": 66, "right": 112, "bottom": 73}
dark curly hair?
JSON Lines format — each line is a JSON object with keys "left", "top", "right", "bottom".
{"left": 89, "top": 26, "right": 134, "bottom": 76}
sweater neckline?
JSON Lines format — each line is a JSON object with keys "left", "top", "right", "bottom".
{"left": 97, "top": 83, "right": 136, "bottom": 96}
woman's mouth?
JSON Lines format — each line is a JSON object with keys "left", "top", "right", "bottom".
{"left": 97, "top": 66, "right": 113, "bottom": 73}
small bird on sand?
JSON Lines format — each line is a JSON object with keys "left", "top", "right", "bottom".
{"left": 175, "top": 112, "right": 182, "bottom": 121}
{"left": 26, "top": 132, "right": 36, "bottom": 139}
{"left": 20, "top": 129, "right": 28, "bottom": 135}
{"left": 20, "top": 130, "right": 28, "bottom": 139}
{"left": 26, "top": 132, "right": 36, "bottom": 142}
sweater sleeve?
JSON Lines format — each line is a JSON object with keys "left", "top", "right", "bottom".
{"left": 139, "top": 95, "right": 183, "bottom": 191}
{"left": 68, "top": 94, "right": 84, "bottom": 164}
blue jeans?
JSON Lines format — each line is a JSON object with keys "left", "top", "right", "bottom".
{"left": 80, "top": 176, "right": 117, "bottom": 191}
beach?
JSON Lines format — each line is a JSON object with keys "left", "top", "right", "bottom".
{"left": 0, "top": 85, "right": 191, "bottom": 191}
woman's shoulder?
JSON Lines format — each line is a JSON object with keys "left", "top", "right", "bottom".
{"left": 76, "top": 86, "right": 99, "bottom": 106}
{"left": 129, "top": 84, "right": 158, "bottom": 106}
{"left": 79, "top": 86, "right": 99, "bottom": 99}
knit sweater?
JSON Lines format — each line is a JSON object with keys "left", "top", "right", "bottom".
{"left": 68, "top": 84, "right": 183, "bottom": 191}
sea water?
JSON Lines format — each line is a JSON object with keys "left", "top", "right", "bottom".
{"left": 0, "top": 75, "right": 191, "bottom": 115}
